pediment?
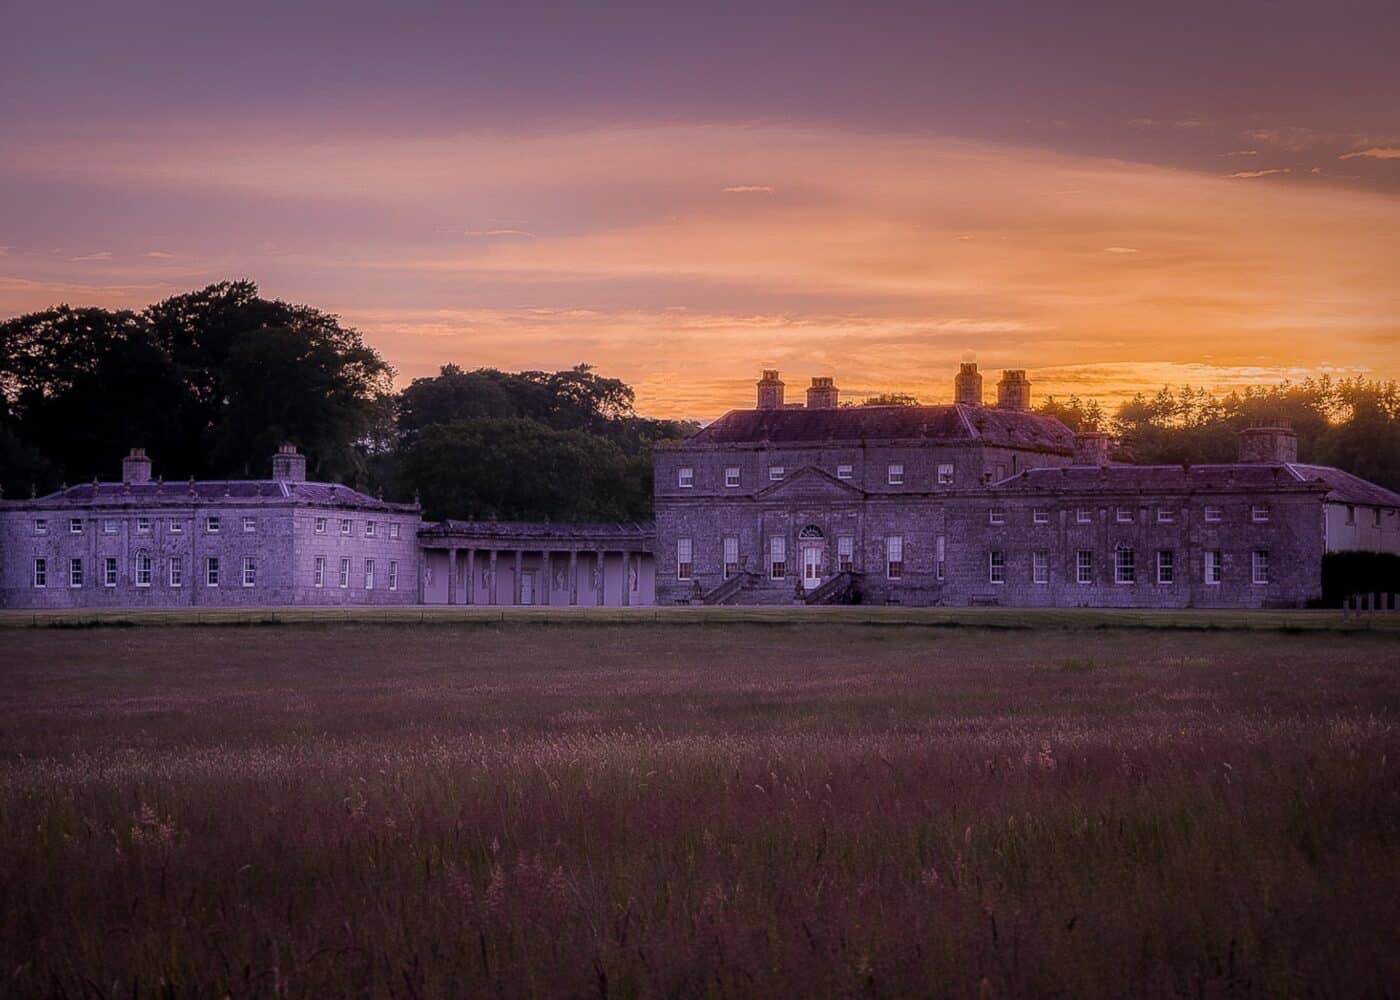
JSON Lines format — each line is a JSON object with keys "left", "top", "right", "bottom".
{"left": 756, "top": 465, "right": 866, "bottom": 501}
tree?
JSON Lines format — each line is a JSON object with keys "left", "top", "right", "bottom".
{"left": 401, "top": 418, "right": 644, "bottom": 522}
{"left": 852, "top": 393, "right": 920, "bottom": 407}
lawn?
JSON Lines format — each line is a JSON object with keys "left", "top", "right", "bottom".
{"left": 1, "top": 624, "right": 1397, "bottom": 997}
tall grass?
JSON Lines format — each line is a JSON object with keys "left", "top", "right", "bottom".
{"left": 1, "top": 625, "right": 1396, "bottom": 996}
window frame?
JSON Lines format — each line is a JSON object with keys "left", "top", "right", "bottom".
{"left": 1076, "top": 508, "right": 1092, "bottom": 524}
{"left": 887, "top": 463, "right": 904, "bottom": 486}
{"left": 33, "top": 558, "right": 47, "bottom": 588}
{"left": 1032, "top": 508, "right": 1049, "bottom": 525}
{"left": 135, "top": 552, "right": 152, "bottom": 587}
{"left": 677, "top": 467, "right": 694, "bottom": 489}
{"left": 723, "top": 536, "right": 740, "bottom": 578}
{"left": 1115, "top": 507, "right": 1134, "bottom": 524}
{"left": 205, "top": 556, "right": 220, "bottom": 588}
{"left": 389, "top": 560, "right": 399, "bottom": 591}
{"left": 1156, "top": 549, "right": 1174, "bottom": 585}
{"left": 390, "top": 523, "right": 401, "bottom": 539}
{"left": 103, "top": 519, "right": 118, "bottom": 535}
{"left": 1252, "top": 550, "right": 1269, "bottom": 584}
{"left": 886, "top": 535, "right": 904, "bottom": 580}
{"left": 340, "top": 519, "right": 352, "bottom": 536}
{"left": 835, "top": 464, "right": 853, "bottom": 481}
{"left": 1156, "top": 508, "right": 1175, "bottom": 524}
{"left": 1203, "top": 505, "right": 1222, "bottom": 523}
{"left": 936, "top": 463, "right": 954, "bottom": 486}
{"left": 1204, "top": 549, "right": 1222, "bottom": 585}
{"left": 989, "top": 507, "right": 1006, "bottom": 526}
{"left": 136, "top": 516, "right": 151, "bottom": 534}
{"left": 242, "top": 516, "right": 256, "bottom": 534}
{"left": 69, "top": 557, "right": 83, "bottom": 588}
{"left": 104, "top": 557, "right": 118, "bottom": 588}
{"left": 1252, "top": 505, "right": 1270, "bottom": 523}
{"left": 366, "top": 520, "right": 376, "bottom": 538}
{"left": 242, "top": 556, "right": 257, "bottom": 588}
{"left": 988, "top": 550, "right": 1006, "bottom": 585}
{"left": 69, "top": 518, "right": 83, "bottom": 534}
{"left": 314, "top": 556, "right": 326, "bottom": 588}
{"left": 34, "top": 518, "right": 48, "bottom": 535}
{"left": 339, "top": 557, "right": 350, "bottom": 588}
{"left": 676, "top": 537, "right": 693, "bottom": 581}
{"left": 1032, "top": 550, "right": 1049, "bottom": 584}
{"left": 725, "top": 466, "right": 742, "bottom": 488}
{"left": 169, "top": 557, "right": 183, "bottom": 588}
{"left": 768, "top": 465, "right": 785, "bottom": 482}
{"left": 1076, "top": 550, "right": 1094, "bottom": 584}
{"left": 206, "top": 516, "right": 221, "bottom": 534}
{"left": 169, "top": 518, "right": 184, "bottom": 533}
{"left": 364, "top": 558, "right": 375, "bottom": 590}
{"left": 836, "top": 534, "right": 854, "bottom": 573}
{"left": 315, "top": 517, "right": 327, "bottom": 534}
{"left": 1114, "top": 547, "right": 1136, "bottom": 585}
{"left": 769, "top": 535, "right": 787, "bottom": 580}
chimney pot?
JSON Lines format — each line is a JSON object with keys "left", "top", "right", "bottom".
{"left": 954, "top": 362, "right": 983, "bottom": 406}
{"left": 121, "top": 447, "right": 153, "bottom": 484}
{"left": 1237, "top": 426, "right": 1298, "bottom": 464}
{"left": 806, "top": 376, "right": 839, "bottom": 409}
{"left": 996, "top": 370, "right": 1031, "bottom": 411}
{"left": 271, "top": 442, "right": 308, "bottom": 482}
{"left": 756, "top": 369, "right": 785, "bottom": 410}
{"left": 1073, "top": 431, "right": 1113, "bottom": 466}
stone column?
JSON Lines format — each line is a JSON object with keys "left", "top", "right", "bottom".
{"left": 568, "top": 550, "right": 578, "bottom": 606}
{"left": 622, "top": 551, "right": 631, "bottom": 607}
{"left": 514, "top": 550, "right": 523, "bottom": 605}
{"left": 488, "top": 549, "right": 498, "bottom": 605}
{"left": 596, "top": 550, "right": 607, "bottom": 606}
{"left": 541, "top": 550, "right": 551, "bottom": 606}
{"left": 465, "top": 549, "right": 475, "bottom": 606}
{"left": 447, "top": 547, "right": 458, "bottom": 605}
{"left": 417, "top": 548, "right": 427, "bottom": 605}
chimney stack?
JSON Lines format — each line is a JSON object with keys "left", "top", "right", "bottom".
{"left": 996, "top": 370, "right": 1031, "bottom": 411}
{"left": 271, "top": 442, "right": 308, "bottom": 482}
{"left": 1237, "top": 426, "right": 1298, "bottom": 464}
{"left": 1073, "top": 431, "right": 1113, "bottom": 466}
{"left": 121, "top": 447, "right": 153, "bottom": 484}
{"left": 806, "top": 376, "right": 838, "bottom": 409}
{"left": 756, "top": 369, "right": 785, "bottom": 410}
{"left": 954, "top": 363, "right": 983, "bottom": 406}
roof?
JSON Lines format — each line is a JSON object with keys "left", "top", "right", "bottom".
{"left": 8, "top": 479, "right": 418, "bottom": 512}
{"left": 420, "top": 520, "right": 655, "bottom": 547}
{"left": 992, "top": 462, "right": 1400, "bottom": 506}
{"left": 676, "top": 404, "right": 1074, "bottom": 452}
{"left": 1286, "top": 464, "right": 1400, "bottom": 508}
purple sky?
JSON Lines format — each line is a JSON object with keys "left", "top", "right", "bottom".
{"left": 3, "top": 1, "right": 1397, "bottom": 416}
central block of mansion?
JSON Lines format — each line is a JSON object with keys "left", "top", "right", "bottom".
{"left": 2, "top": 364, "right": 1397, "bottom": 611}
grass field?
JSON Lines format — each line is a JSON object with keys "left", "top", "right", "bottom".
{"left": 2, "top": 624, "right": 1397, "bottom": 997}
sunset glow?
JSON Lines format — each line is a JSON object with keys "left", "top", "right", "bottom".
{"left": 2, "top": 3, "right": 1397, "bottom": 418}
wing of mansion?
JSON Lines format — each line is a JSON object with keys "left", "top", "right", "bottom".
{"left": 2, "top": 364, "right": 1397, "bottom": 610}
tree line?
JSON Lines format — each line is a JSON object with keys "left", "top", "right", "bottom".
{"left": 3, "top": 282, "right": 1396, "bottom": 517}
{"left": 0, "top": 282, "right": 695, "bottom": 520}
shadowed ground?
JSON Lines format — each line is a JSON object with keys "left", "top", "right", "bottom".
{"left": 1, "top": 625, "right": 1397, "bottom": 997}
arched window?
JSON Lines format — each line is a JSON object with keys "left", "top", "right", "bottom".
{"left": 798, "top": 525, "right": 824, "bottom": 540}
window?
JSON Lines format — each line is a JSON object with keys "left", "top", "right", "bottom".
{"left": 70, "top": 518, "right": 83, "bottom": 534}
{"left": 676, "top": 538, "right": 693, "bottom": 580}
{"left": 364, "top": 559, "right": 375, "bottom": 590}
{"left": 136, "top": 552, "right": 152, "bottom": 587}
{"left": 136, "top": 517, "right": 151, "bottom": 534}
{"left": 206, "top": 516, "right": 220, "bottom": 533}
{"left": 1205, "top": 550, "right": 1222, "bottom": 585}
{"left": 936, "top": 535, "right": 946, "bottom": 581}
{"left": 770, "top": 536, "right": 787, "bottom": 580}
{"left": 836, "top": 464, "right": 852, "bottom": 481}
{"left": 723, "top": 536, "right": 740, "bottom": 578}
{"left": 1076, "top": 507, "right": 1092, "bottom": 524}
{"left": 1156, "top": 550, "right": 1174, "bottom": 584}
{"left": 69, "top": 558, "right": 83, "bottom": 588}
{"left": 34, "top": 518, "right": 48, "bottom": 535}
{"left": 887, "top": 463, "right": 904, "bottom": 485}
{"left": 886, "top": 535, "right": 903, "bottom": 580}
{"left": 1252, "top": 505, "right": 1270, "bottom": 523}
{"left": 1115, "top": 547, "right": 1135, "bottom": 584}
{"left": 340, "top": 519, "right": 352, "bottom": 535}
{"left": 339, "top": 557, "right": 350, "bottom": 588}
{"left": 104, "top": 557, "right": 118, "bottom": 587}
{"left": 366, "top": 521, "right": 376, "bottom": 537}
{"left": 314, "top": 556, "right": 326, "bottom": 588}
{"left": 103, "top": 519, "right": 118, "bottom": 534}
{"left": 242, "top": 557, "right": 256, "bottom": 587}
{"left": 33, "top": 558, "right": 46, "bottom": 588}
{"left": 389, "top": 561, "right": 399, "bottom": 591}
{"left": 206, "top": 557, "right": 220, "bottom": 587}
{"left": 937, "top": 463, "right": 954, "bottom": 486}
{"left": 988, "top": 550, "right": 1005, "bottom": 584}
{"left": 390, "top": 523, "right": 401, "bottom": 539}
{"left": 769, "top": 466, "right": 785, "bottom": 482}
{"left": 315, "top": 517, "right": 327, "bottom": 534}
{"left": 678, "top": 467, "right": 694, "bottom": 489}
{"left": 1204, "top": 505, "right": 1222, "bottom": 523}
{"left": 1252, "top": 550, "right": 1269, "bottom": 584}
{"left": 1033, "top": 508, "right": 1049, "bottom": 525}
{"left": 837, "top": 535, "right": 854, "bottom": 573}
{"left": 242, "top": 516, "right": 256, "bottom": 533}
{"left": 1032, "top": 551, "right": 1049, "bottom": 584}
{"left": 169, "top": 518, "right": 183, "bottom": 533}
{"left": 1076, "top": 550, "right": 1093, "bottom": 584}
{"left": 1116, "top": 507, "right": 1134, "bottom": 524}
{"left": 989, "top": 507, "right": 1006, "bottom": 526}
{"left": 725, "top": 467, "right": 741, "bottom": 488}
{"left": 1157, "top": 508, "right": 1175, "bottom": 523}
{"left": 1345, "top": 505, "right": 1356, "bottom": 525}
{"left": 169, "top": 558, "right": 183, "bottom": 588}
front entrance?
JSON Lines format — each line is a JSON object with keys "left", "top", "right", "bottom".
{"left": 799, "top": 525, "right": 825, "bottom": 591}
{"left": 519, "top": 572, "right": 535, "bottom": 605}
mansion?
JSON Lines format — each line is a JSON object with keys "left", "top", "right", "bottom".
{"left": 2, "top": 364, "right": 1398, "bottom": 611}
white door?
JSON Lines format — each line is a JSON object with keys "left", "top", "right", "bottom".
{"left": 519, "top": 573, "right": 534, "bottom": 605}
{"left": 802, "top": 546, "right": 822, "bottom": 589}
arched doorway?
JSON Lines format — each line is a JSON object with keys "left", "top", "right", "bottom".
{"left": 798, "top": 524, "right": 825, "bottom": 590}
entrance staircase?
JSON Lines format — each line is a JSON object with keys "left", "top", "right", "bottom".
{"left": 804, "top": 571, "right": 858, "bottom": 605}
{"left": 701, "top": 571, "right": 760, "bottom": 605}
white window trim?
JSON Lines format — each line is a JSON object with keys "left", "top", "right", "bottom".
{"left": 366, "top": 521, "right": 377, "bottom": 537}
{"left": 1252, "top": 505, "right": 1270, "bottom": 523}
{"left": 1032, "top": 509, "right": 1049, "bottom": 525}
{"left": 170, "top": 518, "right": 184, "bottom": 533}
{"left": 206, "top": 557, "right": 220, "bottom": 588}
{"left": 989, "top": 508, "right": 1006, "bottom": 526}
{"left": 169, "top": 558, "right": 183, "bottom": 588}
{"left": 1116, "top": 508, "right": 1134, "bottom": 524}
{"left": 1156, "top": 550, "right": 1174, "bottom": 585}
{"left": 206, "top": 516, "right": 220, "bottom": 533}
{"left": 1076, "top": 551, "right": 1094, "bottom": 584}
{"left": 836, "top": 464, "right": 853, "bottom": 481}
{"left": 364, "top": 559, "right": 375, "bottom": 590}
{"left": 69, "top": 519, "right": 83, "bottom": 534}
{"left": 1204, "top": 550, "right": 1222, "bottom": 585}
{"left": 1032, "top": 551, "right": 1049, "bottom": 584}
{"left": 988, "top": 550, "right": 1005, "bottom": 585}
{"left": 937, "top": 463, "right": 954, "bottom": 486}
{"left": 389, "top": 561, "right": 399, "bottom": 591}
{"left": 314, "top": 556, "right": 326, "bottom": 588}
{"left": 1204, "top": 506, "right": 1222, "bottom": 523}
{"left": 678, "top": 467, "right": 694, "bottom": 489}
{"left": 33, "top": 558, "right": 47, "bottom": 588}
{"left": 69, "top": 558, "right": 83, "bottom": 588}
{"left": 103, "top": 519, "right": 118, "bottom": 535}
{"left": 1076, "top": 508, "right": 1092, "bottom": 524}
{"left": 887, "top": 463, "right": 904, "bottom": 485}
{"left": 135, "top": 553, "right": 152, "bottom": 587}
{"left": 315, "top": 517, "right": 327, "bottom": 534}
{"left": 242, "top": 557, "right": 257, "bottom": 588}
{"left": 104, "top": 557, "right": 118, "bottom": 587}
{"left": 725, "top": 467, "right": 741, "bottom": 488}
{"left": 1115, "top": 548, "right": 1136, "bottom": 585}
{"left": 339, "top": 558, "right": 350, "bottom": 588}
{"left": 136, "top": 517, "right": 151, "bottom": 534}
{"left": 769, "top": 466, "right": 785, "bottom": 482}
{"left": 1252, "top": 551, "right": 1270, "bottom": 584}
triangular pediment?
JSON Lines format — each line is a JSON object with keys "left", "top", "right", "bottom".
{"left": 756, "top": 465, "right": 866, "bottom": 501}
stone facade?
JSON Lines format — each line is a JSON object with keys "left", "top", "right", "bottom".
{"left": 652, "top": 366, "right": 1400, "bottom": 609}
{"left": 0, "top": 446, "right": 421, "bottom": 609}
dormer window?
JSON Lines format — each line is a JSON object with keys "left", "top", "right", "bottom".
{"left": 678, "top": 467, "right": 694, "bottom": 489}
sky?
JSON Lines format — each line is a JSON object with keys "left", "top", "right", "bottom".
{"left": 2, "top": 1, "right": 1398, "bottom": 419}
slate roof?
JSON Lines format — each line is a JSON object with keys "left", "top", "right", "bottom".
{"left": 679, "top": 404, "right": 1074, "bottom": 451}
{"left": 992, "top": 462, "right": 1400, "bottom": 506}
{"left": 12, "top": 480, "right": 417, "bottom": 512}
{"left": 421, "top": 520, "right": 655, "bottom": 546}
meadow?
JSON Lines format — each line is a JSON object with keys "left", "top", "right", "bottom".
{"left": 1, "top": 623, "right": 1397, "bottom": 997}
